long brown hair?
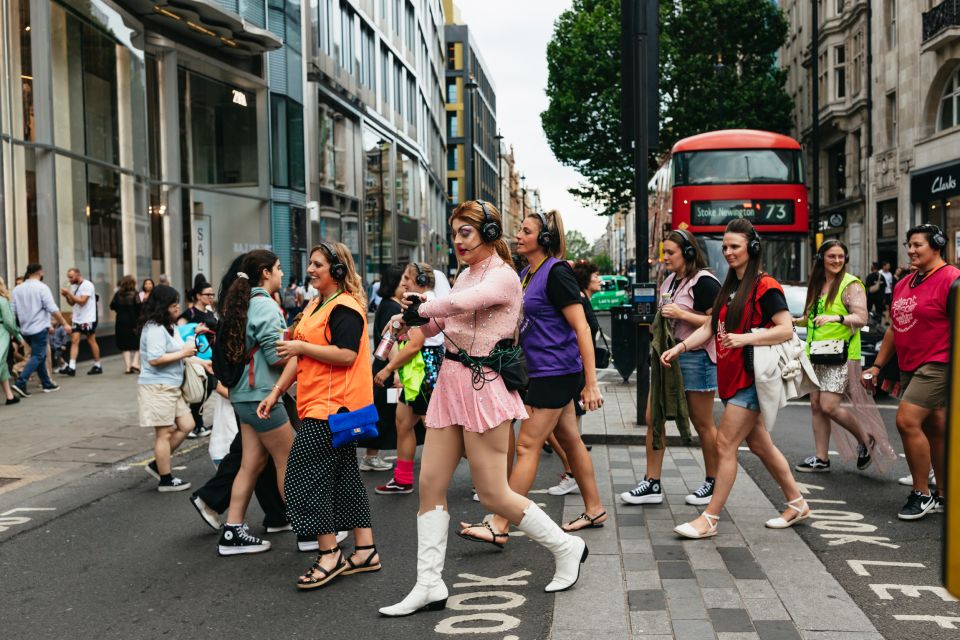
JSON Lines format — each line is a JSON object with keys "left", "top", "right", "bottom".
{"left": 220, "top": 249, "right": 279, "bottom": 363}
{"left": 665, "top": 229, "right": 710, "bottom": 279}
{"left": 449, "top": 200, "right": 513, "bottom": 268}
{"left": 711, "top": 219, "right": 764, "bottom": 334}
{"left": 313, "top": 242, "right": 367, "bottom": 310}
{"left": 803, "top": 239, "right": 848, "bottom": 318}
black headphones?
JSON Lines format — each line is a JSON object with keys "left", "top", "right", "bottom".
{"left": 533, "top": 211, "right": 557, "bottom": 249}
{"left": 914, "top": 224, "right": 947, "bottom": 250}
{"left": 815, "top": 239, "right": 850, "bottom": 264}
{"left": 674, "top": 228, "right": 697, "bottom": 262}
{"left": 476, "top": 200, "right": 502, "bottom": 243}
{"left": 747, "top": 228, "right": 762, "bottom": 258}
{"left": 320, "top": 242, "right": 347, "bottom": 281}
{"left": 412, "top": 262, "right": 429, "bottom": 287}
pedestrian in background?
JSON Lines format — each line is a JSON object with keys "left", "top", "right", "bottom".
{"left": 364, "top": 264, "right": 407, "bottom": 472}
{"left": 259, "top": 242, "right": 380, "bottom": 589}
{"left": 864, "top": 262, "right": 884, "bottom": 320}
{"left": 59, "top": 267, "right": 102, "bottom": 376}
{"left": 879, "top": 261, "right": 895, "bottom": 317}
{"left": 178, "top": 279, "right": 218, "bottom": 439}
{"left": 862, "top": 224, "right": 959, "bottom": 520}
{"left": 622, "top": 229, "right": 721, "bottom": 507}
{"left": 11, "top": 263, "right": 70, "bottom": 397}
{"left": 0, "top": 277, "right": 23, "bottom": 405}
{"left": 380, "top": 202, "right": 586, "bottom": 618}
{"left": 282, "top": 277, "right": 303, "bottom": 322}
{"left": 661, "top": 219, "right": 808, "bottom": 539}
{"left": 110, "top": 275, "right": 142, "bottom": 374}
{"left": 794, "top": 240, "right": 895, "bottom": 475}
{"left": 373, "top": 262, "right": 444, "bottom": 495}
{"left": 214, "top": 250, "right": 296, "bottom": 556}
{"left": 138, "top": 284, "right": 202, "bottom": 492}
{"left": 139, "top": 278, "right": 154, "bottom": 303}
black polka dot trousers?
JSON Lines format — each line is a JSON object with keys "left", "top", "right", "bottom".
{"left": 284, "top": 417, "right": 373, "bottom": 538}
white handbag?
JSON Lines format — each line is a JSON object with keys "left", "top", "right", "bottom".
{"left": 809, "top": 339, "right": 847, "bottom": 365}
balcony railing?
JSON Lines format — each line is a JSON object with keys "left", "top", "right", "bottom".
{"left": 923, "top": 0, "right": 960, "bottom": 42}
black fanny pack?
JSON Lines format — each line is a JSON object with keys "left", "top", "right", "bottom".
{"left": 445, "top": 338, "right": 528, "bottom": 392}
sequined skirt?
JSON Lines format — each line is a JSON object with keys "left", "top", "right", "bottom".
{"left": 813, "top": 362, "right": 849, "bottom": 395}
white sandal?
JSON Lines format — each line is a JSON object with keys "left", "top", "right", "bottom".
{"left": 765, "top": 497, "right": 810, "bottom": 529}
{"left": 674, "top": 512, "right": 719, "bottom": 539}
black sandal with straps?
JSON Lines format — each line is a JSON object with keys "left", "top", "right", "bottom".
{"left": 457, "top": 521, "right": 509, "bottom": 549}
{"left": 342, "top": 544, "right": 382, "bottom": 575}
{"left": 296, "top": 547, "right": 346, "bottom": 590}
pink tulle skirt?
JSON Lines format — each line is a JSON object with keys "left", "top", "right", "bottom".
{"left": 424, "top": 360, "right": 528, "bottom": 433}
{"left": 824, "top": 360, "right": 898, "bottom": 473}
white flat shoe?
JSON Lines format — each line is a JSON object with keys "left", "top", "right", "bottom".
{"left": 674, "top": 513, "right": 719, "bottom": 539}
{"left": 765, "top": 497, "right": 810, "bottom": 529}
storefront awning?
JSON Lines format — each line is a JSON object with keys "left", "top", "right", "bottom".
{"left": 121, "top": 0, "right": 282, "bottom": 55}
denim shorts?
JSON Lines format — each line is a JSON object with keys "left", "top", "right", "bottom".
{"left": 676, "top": 349, "right": 717, "bottom": 393}
{"left": 723, "top": 384, "right": 760, "bottom": 412}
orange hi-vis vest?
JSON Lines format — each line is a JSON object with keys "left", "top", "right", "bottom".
{"left": 294, "top": 291, "right": 373, "bottom": 421}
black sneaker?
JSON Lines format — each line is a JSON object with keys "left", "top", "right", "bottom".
{"left": 856, "top": 439, "right": 874, "bottom": 471}
{"left": 42, "top": 383, "right": 60, "bottom": 393}
{"left": 6, "top": 396, "right": 20, "bottom": 405}
{"left": 935, "top": 494, "right": 946, "bottom": 514}
{"left": 795, "top": 456, "right": 830, "bottom": 473}
{"left": 145, "top": 460, "right": 161, "bottom": 481}
{"left": 685, "top": 479, "right": 715, "bottom": 506}
{"left": 898, "top": 490, "right": 936, "bottom": 521}
{"left": 619, "top": 478, "right": 663, "bottom": 505}
{"left": 218, "top": 523, "right": 271, "bottom": 556}
{"left": 59, "top": 366, "right": 76, "bottom": 377}
{"left": 11, "top": 382, "right": 29, "bottom": 398}
{"left": 158, "top": 476, "right": 191, "bottom": 493}
{"left": 87, "top": 365, "right": 103, "bottom": 375}
{"left": 375, "top": 478, "right": 414, "bottom": 495}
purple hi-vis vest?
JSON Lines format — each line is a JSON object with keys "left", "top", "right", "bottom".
{"left": 520, "top": 257, "right": 583, "bottom": 378}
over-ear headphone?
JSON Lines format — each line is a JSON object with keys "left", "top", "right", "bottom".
{"left": 476, "top": 200, "right": 502, "bottom": 243}
{"left": 320, "top": 242, "right": 347, "bottom": 281}
{"left": 747, "top": 228, "right": 762, "bottom": 258}
{"left": 815, "top": 239, "right": 850, "bottom": 264}
{"left": 674, "top": 228, "right": 697, "bottom": 262}
{"left": 412, "top": 262, "right": 429, "bottom": 287}
{"left": 919, "top": 224, "right": 947, "bottom": 250}
{"left": 533, "top": 211, "right": 556, "bottom": 249}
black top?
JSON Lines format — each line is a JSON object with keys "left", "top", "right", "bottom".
{"left": 545, "top": 262, "right": 581, "bottom": 309}
{"left": 581, "top": 294, "right": 599, "bottom": 344}
{"left": 690, "top": 277, "right": 721, "bottom": 313}
{"left": 328, "top": 306, "right": 363, "bottom": 352}
{"left": 758, "top": 290, "right": 789, "bottom": 325}
{"left": 179, "top": 305, "right": 219, "bottom": 330}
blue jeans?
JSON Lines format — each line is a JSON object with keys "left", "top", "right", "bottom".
{"left": 17, "top": 331, "right": 54, "bottom": 390}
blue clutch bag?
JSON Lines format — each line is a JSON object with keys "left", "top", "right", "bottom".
{"left": 328, "top": 403, "right": 379, "bottom": 448}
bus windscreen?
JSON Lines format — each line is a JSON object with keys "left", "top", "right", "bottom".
{"left": 673, "top": 149, "right": 803, "bottom": 186}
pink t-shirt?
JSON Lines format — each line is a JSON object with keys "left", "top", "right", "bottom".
{"left": 890, "top": 263, "right": 960, "bottom": 372}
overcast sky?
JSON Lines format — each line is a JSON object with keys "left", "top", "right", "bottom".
{"left": 455, "top": 0, "right": 608, "bottom": 244}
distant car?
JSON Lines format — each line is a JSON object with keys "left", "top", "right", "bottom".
{"left": 591, "top": 276, "right": 630, "bottom": 311}
{"left": 781, "top": 282, "right": 883, "bottom": 368}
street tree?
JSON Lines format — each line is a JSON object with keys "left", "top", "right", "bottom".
{"left": 565, "top": 230, "right": 592, "bottom": 261}
{"left": 542, "top": 0, "right": 793, "bottom": 217}
{"left": 594, "top": 252, "right": 615, "bottom": 274}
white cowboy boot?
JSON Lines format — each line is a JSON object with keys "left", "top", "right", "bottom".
{"left": 515, "top": 502, "right": 588, "bottom": 592}
{"left": 379, "top": 508, "right": 450, "bottom": 616}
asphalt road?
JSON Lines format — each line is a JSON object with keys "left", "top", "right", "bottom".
{"left": 0, "top": 442, "right": 565, "bottom": 640}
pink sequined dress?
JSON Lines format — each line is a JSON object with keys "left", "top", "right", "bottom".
{"left": 416, "top": 253, "right": 528, "bottom": 433}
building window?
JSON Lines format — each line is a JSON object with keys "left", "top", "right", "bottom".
{"left": 271, "top": 95, "right": 305, "bottom": 191}
{"left": 381, "top": 45, "right": 391, "bottom": 105}
{"left": 817, "top": 51, "right": 827, "bottom": 105}
{"left": 886, "top": 0, "right": 896, "bottom": 48}
{"left": 405, "top": 1, "right": 416, "bottom": 52}
{"left": 827, "top": 141, "right": 845, "bottom": 202}
{"left": 447, "top": 146, "right": 458, "bottom": 170}
{"left": 938, "top": 68, "right": 960, "bottom": 132}
{"left": 852, "top": 128, "right": 862, "bottom": 194}
{"left": 851, "top": 30, "right": 863, "bottom": 96}
{"left": 833, "top": 45, "right": 845, "bottom": 100}
{"left": 447, "top": 43, "right": 456, "bottom": 69}
{"left": 318, "top": 0, "right": 333, "bottom": 55}
{"left": 360, "top": 22, "right": 375, "bottom": 90}
{"left": 186, "top": 72, "right": 258, "bottom": 184}
{"left": 339, "top": 2, "right": 355, "bottom": 74}
{"left": 393, "top": 61, "right": 404, "bottom": 114}
{"left": 446, "top": 78, "right": 457, "bottom": 103}
{"left": 448, "top": 177, "right": 459, "bottom": 205}
{"left": 878, "top": 199, "right": 897, "bottom": 240}
{"left": 447, "top": 112, "right": 458, "bottom": 138}
{"left": 886, "top": 91, "right": 897, "bottom": 145}
{"left": 393, "top": 0, "right": 401, "bottom": 36}
{"left": 835, "top": 0, "right": 845, "bottom": 15}
{"left": 407, "top": 74, "right": 416, "bottom": 125}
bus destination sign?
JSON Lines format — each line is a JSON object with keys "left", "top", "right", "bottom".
{"left": 690, "top": 200, "right": 795, "bottom": 226}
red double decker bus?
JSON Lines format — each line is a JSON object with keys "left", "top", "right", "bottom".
{"left": 666, "top": 129, "right": 809, "bottom": 282}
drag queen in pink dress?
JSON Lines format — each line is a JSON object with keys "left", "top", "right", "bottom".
{"left": 379, "top": 200, "right": 589, "bottom": 617}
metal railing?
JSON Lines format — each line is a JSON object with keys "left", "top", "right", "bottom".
{"left": 924, "top": 0, "right": 960, "bottom": 42}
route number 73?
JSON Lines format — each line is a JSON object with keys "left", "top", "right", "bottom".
{"left": 763, "top": 203, "right": 788, "bottom": 221}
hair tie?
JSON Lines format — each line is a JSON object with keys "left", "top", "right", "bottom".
{"left": 236, "top": 272, "right": 249, "bottom": 280}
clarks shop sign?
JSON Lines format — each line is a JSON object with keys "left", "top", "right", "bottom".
{"left": 912, "top": 162, "right": 960, "bottom": 201}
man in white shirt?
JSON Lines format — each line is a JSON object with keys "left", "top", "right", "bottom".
{"left": 59, "top": 267, "right": 102, "bottom": 375}
{"left": 11, "top": 263, "right": 72, "bottom": 396}
{"left": 880, "top": 261, "right": 894, "bottom": 316}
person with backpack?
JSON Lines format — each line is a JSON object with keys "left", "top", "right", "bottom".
{"left": 282, "top": 277, "right": 303, "bottom": 323}
{"left": 212, "top": 250, "right": 295, "bottom": 556}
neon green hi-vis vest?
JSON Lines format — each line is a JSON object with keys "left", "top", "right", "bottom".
{"left": 806, "top": 271, "right": 861, "bottom": 361}
{"left": 396, "top": 341, "right": 426, "bottom": 402}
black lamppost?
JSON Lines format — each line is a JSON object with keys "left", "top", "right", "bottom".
{"left": 464, "top": 77, "right": 479, "bottom": 201}
{"left": 520, "top": 173, "right": 527, "bottom": 218}
{"left": 495, "top": 131, "right": 504, "bottom": 211}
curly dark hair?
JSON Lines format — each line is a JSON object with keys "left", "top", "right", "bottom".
{"left": 219, "top": 250, "right": 279, "bottom": 363}
{"left": 138, "top": 284, "right": 180, "bottom": 335}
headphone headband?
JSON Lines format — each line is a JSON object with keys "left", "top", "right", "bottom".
{"left": 912, "top": 224, "right": 947, "bottom": 250}
{"left": 533, "top": 211, "right": 557, "bottom": 250}
{"left": 672, "top": 228, "right": 697, "bottom": 262}
{"left": 815, "top": 239, "right": 850, "bottom": 264}
{"left": 476, "top": 200, "right": 502, "bottom": 243}
{"left": 412, "top": 262, "right": 429, "bottom": 287}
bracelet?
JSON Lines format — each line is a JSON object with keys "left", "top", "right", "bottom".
{"left": 837, "top": 314, "right": 844, "bottom": 325}
{"left": 679, "top": 341, "right": 688, "bottom": 353}
{"left": 273, "top": 384, "right": 284, "bottom": 393}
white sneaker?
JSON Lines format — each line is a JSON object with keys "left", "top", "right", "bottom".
{"left": 547, "top": 473, "right": 580, "bottom": 496}
{"left": 898, "top": 468, "right": 937, "bottom": 487}
{"left": 359, "top": 455, "right": 393, "bottom": 472}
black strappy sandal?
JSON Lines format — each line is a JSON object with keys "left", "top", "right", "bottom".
{"left": 457, "top": 521, "right": 509, "bottom": 549}
{"left": 342, "top": 544, "right": 382, "bottom": 575}
{"left": 562, "top": 511, "right": 608, "bottom": 532}
{"left": 296, "top": 547, "right": 346, "bottom": 590}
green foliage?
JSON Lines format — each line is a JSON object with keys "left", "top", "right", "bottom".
{"left": 542, "top": 0, "right": 794, "bottom": 216}
{"left": 594, "top": 252, "right": 615, "bottom": 274}
{"left": 565, "top": 230, "right": 593, "bottom": 261}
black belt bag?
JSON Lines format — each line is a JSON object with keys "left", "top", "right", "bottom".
{"left": 445, "top": 339, "right": 528, "bottom": 392}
